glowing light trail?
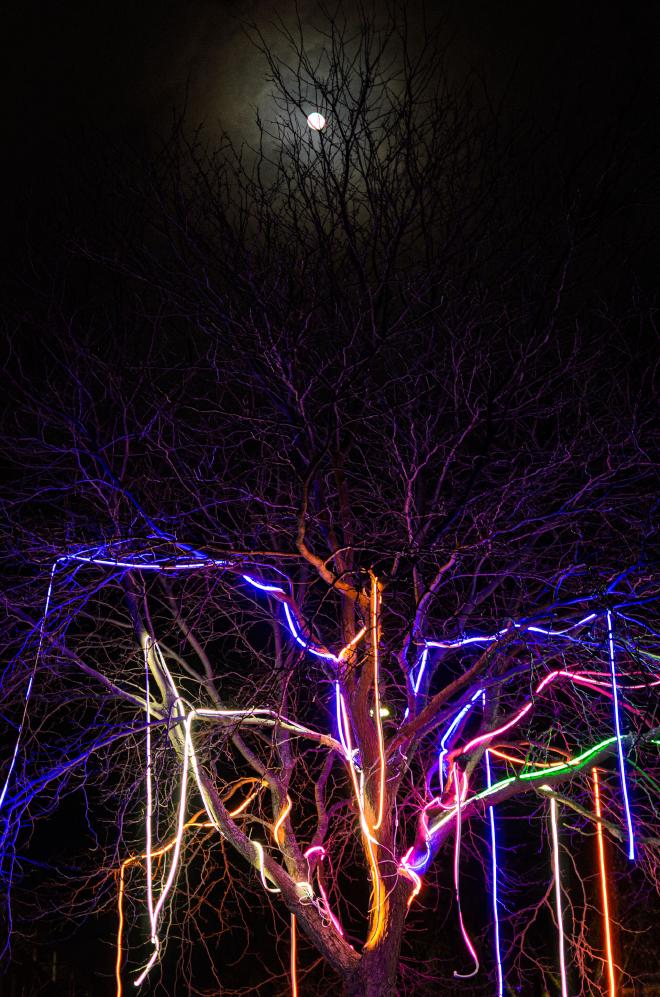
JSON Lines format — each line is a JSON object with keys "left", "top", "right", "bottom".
{"left": 455, "top": 667, "right": 643, "bottom": 762}
{"left": 9, "top": 546, "right": 656, "bottom": 985}
{"left": 135, "top": 710, "right": 196, "bottom": 986}
{"left": 452, "top": 768, "right": 479, "bottom": 978}
{"left": 254, "top": 840, "right": 281, "bottom": 894}
{"left": 593, "top": 769, "right": 616, "bottom": 997}
{"left": 426, "top": 612, "right": 598, "bottom": 651}
{"left": 291, "top": 913, "right": 298, "bottom": 996}
{"left": 304, "top": 846, "right": 345, "bottom": 935}
{"left": 484, "top": 740, "right": 503, "bottom": 997}
{"left": 403, "top": 647, "right": 429, "bottom": 720}
{"left": 437, "top": 688, "right": 484, "bottom": 791}
{"left": 399, "top": 847, "right": 422, "bottom": 907}
{"left": 428, "top": 736, "right": 620, "bottom": 837}
{"left": 0, "top": 562, "right": 57, "bottom": 810}
{"left": 334, "top": 669, "right": 387, "bottom": 949}
{"left": 606, "top": 610, "right": 635, "bottom": 860}
{"left": 142, "top": 640, "right": 156, "bottom": 965}
{"left": 371, "top": 574, "right": 386, "bottom": 832}
{"left": 549, "top": 796, "right": 568, "bottom": 997}
{"left": 274, "top": 795, "right": 292, "bottom": 846}
{"left": 115, "top": 810, "right": 214, "bottom": 997}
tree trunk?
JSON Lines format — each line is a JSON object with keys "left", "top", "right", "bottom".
{"left": 342, "top": 959, "right": 398, "bottom": 997}
{"left": 341, "top": 886, "right": 407, "bottom": 997}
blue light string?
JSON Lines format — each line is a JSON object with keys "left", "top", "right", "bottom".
{"left": 606, "top": 609, "right": 635, "bottom": 860}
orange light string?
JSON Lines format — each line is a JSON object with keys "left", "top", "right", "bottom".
{"left": 593, "top": 768, "right": 616, "bottom": 997}
{"left": 290, "top": 913, "right": 298, "bottom": 997}
{"left": 116, "top": 782, "right": 265, "bottom": 996}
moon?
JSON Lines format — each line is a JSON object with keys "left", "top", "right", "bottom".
{"left": 306, "top": 111, "right": 326, "bottom": 130}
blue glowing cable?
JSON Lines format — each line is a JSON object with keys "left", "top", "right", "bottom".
{"left": 606, "top": 610, "right": 635, "bottom": 860}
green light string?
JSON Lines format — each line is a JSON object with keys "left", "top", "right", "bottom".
{"left": 429, "top": 737, "right": 619, "bottom": 836}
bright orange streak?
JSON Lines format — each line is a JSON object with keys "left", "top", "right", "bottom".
{"left": 488, "top": 748, "right": 546, "bottom": 768}
{"left": 116, "top": 785, "right": 265, "bottom": 996}
{"left": 400, "top": 851, "right": 422, "bottom": 908}
{"left": 274, "top": 795, "right": 292, "bottom": 846}
{"left": 336, "top": 613, "right": 387, "bottom": 945}
{"left": 593, "top": 769, "right": 616, "bottom": 997}
{"left": 229, "top": 787, "right": 262, "bottom": 817}
{"left": 489, "top": 743, "right": 571, "bottom": 767}
{"left": 489, "top": 750, "right": 616, "bottom": 994}
{"left": 338, "top": 626, "right": 367, "bottom": 661}
{"left": 290, "top": 913, "right": 298, "bottom": 997}
{"left": 336, "top": 684, "right": 387, "bottom": 948}
{"left": 370, "top": 574, "right": 386, "bottom": 832}
{"left": 115, "top": 863, "right": 126, "bottom": 995}
{"left": 116, "top": 812, "right": 211, "bottom": 997}
{"left": 364, "top": 833, "right": 387, "bottom": 947}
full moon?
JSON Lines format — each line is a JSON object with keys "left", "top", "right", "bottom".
{"left": 306, "top": 111, "right": 326, "bottom": 130}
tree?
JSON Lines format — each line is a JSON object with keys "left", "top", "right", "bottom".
{"left": 1, "top": 5, "right": 658, "bottom": 995}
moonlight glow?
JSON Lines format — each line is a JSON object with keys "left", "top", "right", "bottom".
{"left": 306, "top": 111, "right": 326, "bottom": 130}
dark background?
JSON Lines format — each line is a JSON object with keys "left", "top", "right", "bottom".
{"left": 4, "top": 1, "right": 660, "bottom": 286}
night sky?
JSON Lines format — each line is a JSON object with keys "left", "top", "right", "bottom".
{"left": 4, "top": 0, "right": 660, "bottom": 284}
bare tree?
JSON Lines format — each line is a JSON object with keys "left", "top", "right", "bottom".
{"left": 1, "top": 5, "right": 658, "bottom": 996}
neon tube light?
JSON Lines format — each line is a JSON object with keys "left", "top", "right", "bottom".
{"left": 291, "top": 913, "right": 298, "bottom": 997}
{"left": 437, "top": 688, "right": 484, "bottom": 791}
{"left": 274, "top": 796, "right": 292, "bottom": 846}
{"left": 606, "top": 611, "right": 635, "bottom": 860}
{"left": 452, "top": 768, "right": 479, "bottom": 978}
{"left": 593, "top": 769, "right": 616, "bottom": 996}
{"left": 484, "top": 745, "right": 503, "bottom": 997}
{"left": 370, "top": 575, "right": 386, "bottom": 832}
{"left": 0, "top": 562, "right": 57, "bottom": 810}
{"left": 549, "top": 796, "right": 568, "bottom": 997}
{"left": 428, "top": 736, "right": 620, "bottom": 837}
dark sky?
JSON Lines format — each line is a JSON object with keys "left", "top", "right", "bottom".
{"left": 3, "top": 0, "right": 660, "bottom": 279}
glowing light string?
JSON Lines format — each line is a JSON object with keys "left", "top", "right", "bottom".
{"left": 274, "top": 795, "right": 292, "bottom": 846}
{"left": 142, "top": 639, "right": 156, "bottom": 967}
{"left": 482, "top": 692, "right": 504, "bottom": 997}
{"left": 606, "top": 610, "right": 635, "bottom": 860}
{"left": 291, "top": 913, "right": 298, "bottom": 997}
{"left": 116, "top": 783, "right": 266, "bottom": 995}
{"left": 437, "top": 688, "right": 484, "bottom": 792}
{"left": 428, "top": 736, "right": 621, "bottom": 837}
{"left": 334, "top": 667, "right": 387, "bottom": 948}
{"left": 452, "top": 767, "right": 479, "bottom": 978}
{"left": 399, "top": 847, "right": 422, "bottom": 907}
{"left": 116, "top": 810, "right": 214, "bottom": 997}
{"left": 403, "top": 647, "right": 429, "bottom": 720}
{"left": 8, "top": 547, "right": 656, "bottom": 982}
{"left": 453, "top": 667, "right": 645, "bottom": 763}
{"left": 592, "top": 768, "right": 616, "bottom": 997}
{"left": 334, "top": 627, "right": 367, "bottom": 757}
{"left": 425, "top": 612, "right": 598, "bottom": 650}
{"left": 134, "top": 709, "right": 195, "bottom": 986}
{"left": 0, "top": 562, "right": 57, "bottom": 810}
{"left": 304, "top": 846, "right": 345, "bottom": 935}
{"left": 334, "top": 702, "right": 389, "bottom": 943}
{"left": 485, "top": 750, "right": 503, "bottom": 996}
{"left": 254, "top": 840, "right": 281, "bottom": 894}
{"left": 549, "top": 794, "right": 568, "bottom": 997}
{"left": 370, "top": 574, "right": 386, "bottom": 832}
